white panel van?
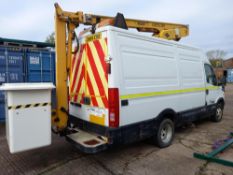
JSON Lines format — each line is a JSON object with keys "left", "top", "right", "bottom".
{"left": 67, "top": 26, "right": 224, "bottom": 153}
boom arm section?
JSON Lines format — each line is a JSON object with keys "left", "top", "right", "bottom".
{"left": 55, "top": 3, "right": 188, "bottom": 41}
{"left": 53, "top": 4, "right": 76, "bottom": 131}
{"left": 81, "top": 14, "right": 188, "bottom": 41}
{"left": 53, "top": 3, "right": 189, "bottom": 131}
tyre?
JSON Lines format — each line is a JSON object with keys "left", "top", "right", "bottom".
{"left": 211, "top": 103, "right": 223, "bottom": 122}
{"left": 153, "top": 118, "right": 174, "bottom": 148}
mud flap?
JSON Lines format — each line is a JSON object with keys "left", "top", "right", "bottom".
{"left": 66, "top": 129, "right": 108, "bottom": 154}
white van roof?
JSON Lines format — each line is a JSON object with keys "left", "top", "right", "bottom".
{"left": 90, "top": 26, "right": 201, "bottom": 51}
{"left": 79, "top": 25, "right": 208, "bottom": 63}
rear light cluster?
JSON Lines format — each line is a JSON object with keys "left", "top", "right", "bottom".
{"left": 108, "top": 88, "right": 119, "bottom": 127}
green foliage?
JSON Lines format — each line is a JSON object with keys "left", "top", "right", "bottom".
{"left": 209, "top": 59, "right": 223, "bottom": 68}
{"left": 45, "top": 32, "right": 55, "bottom": 44}
{"left": 206, "top": 50, "right": 226, "bottom": 68}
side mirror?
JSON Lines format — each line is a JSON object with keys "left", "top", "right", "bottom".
{"left": 207, "top": 76, "right": 210, "bottom": 83}
{"left": 218, "top": 76, "right": 226, "bottom": 86}
{"left": 212, "top": 75, "right": 218, "bottom": 86}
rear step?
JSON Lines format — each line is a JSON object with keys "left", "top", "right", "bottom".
{"left": 66, "top": 129, "right": 108, "bottom": 154}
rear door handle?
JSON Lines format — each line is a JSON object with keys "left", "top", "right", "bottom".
{"left": 83, "top": 97, "right": 91, "bottom": 105}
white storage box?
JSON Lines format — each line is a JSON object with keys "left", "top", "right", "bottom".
{"left": 0, "top": 83, "right": 54, "bottom": 153}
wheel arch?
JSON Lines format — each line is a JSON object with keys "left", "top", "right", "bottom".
{"left": 156, "top": 108, "right": 177, "bottom": 123}
{"left": 217, "top": 97, "right": 225, "bottom": 107}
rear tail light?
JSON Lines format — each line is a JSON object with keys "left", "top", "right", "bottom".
{"left": 108, "top": 88, "right": 119, "bottom": 127}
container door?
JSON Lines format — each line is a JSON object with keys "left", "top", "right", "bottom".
{"left": 0, "top": 46, "right": 24, "bottom": 122}
{"left": 85, "top": 35, "right": 108, "bottom": 109}
{"left": 0, "top": 47, "right": 7, "bottom": 122}
{"left": 0, "top": 47, "right": 6, "bottom": 84}
{"left": 0, "top": 47, "right": 24, "bottom": 83}
{"left": 41, "top": 51, "right": 55, "bottom": 83}
{"left": 26, "top": 50, "right": 42, "bottom": 82}
{"left": 7, "top": 48, "right": 24, "bottom": 83}
{"left": 0, "top": 92, "right": 5, "bottom": 122}
{"left": 70, "top": 33, "right": 108, "bottom": 108}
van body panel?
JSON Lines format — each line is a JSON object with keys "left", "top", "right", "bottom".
{"left": 69, "top": 26, "right": 224, "bottom": 143}
{"left": 109, "top": 28, "right": 209, "bottom": 126}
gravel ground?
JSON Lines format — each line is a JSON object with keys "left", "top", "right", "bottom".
{"left": 0, "top": 85, "right": 233, "bottom": 175}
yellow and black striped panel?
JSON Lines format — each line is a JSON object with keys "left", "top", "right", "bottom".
{"left": 8, "top": 102, "right": 51, "bottom": 110}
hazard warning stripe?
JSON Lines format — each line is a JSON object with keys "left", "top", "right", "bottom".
{"left": 86, "top": 44, "right": 108, "bottom": 107}
{"left": 72, "top": 45, "right": 87, "bottom": 103}
{"left": 70, "top": 45, "right": 82, "bottom": 93}
{"left": 70, "top": 45, "right": 84, "bottom": 93}
{"left": 93, "top": 39, "right": 107, "bottom": 78}
{"left": 70, "top": 37, "right": 108, "bottom": 108}
{"left": 88, "top": 42, "right": 108, "bottom": 93}
{"left": 71, "top": 47, "right": 84, "bottom": 98}
{"left": 71, "top": 45, "right": 85, "bottom": 102}
{"left": 8, "top": 103, "right": 51, "bottom": 110}
{"left": 75, "top": 46, "right": 87, "bottom": 101}
{"left": 89, "top": 41, "right": 108, "bottom": 91}
{"left": 93, "top": 39, "right": 108, "bottom": 92}
{"left": 86, "top": 67, "right": 99, "bottom": 107}
{"left": 98, "top": 39, "right": 108, "bottom": 80}
{"left": 86, "top": 56, "right": 104, "bottom": 107}
{"left": 74, "top": 63, "right": 85, "bottom": 102}
{"left": 83, "top": 42, "right": 107, "bottom": 107}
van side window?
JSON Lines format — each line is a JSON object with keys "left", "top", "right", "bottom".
{"left": 204, "top": 64, "right": 217, "bottom": 85}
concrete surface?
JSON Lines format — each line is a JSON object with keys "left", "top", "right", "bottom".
{"left": 1, "top": 85, "right": 233, "bottom": 175}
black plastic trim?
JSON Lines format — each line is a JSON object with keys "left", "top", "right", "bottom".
{"left": 70, "top": 102, "right": 82, "bottom": 107}
{"left": 68, "top": 104, "right": 218, "bottom": 152}
{"left": 121, "top": 100, "right": 128, "bottom": 106}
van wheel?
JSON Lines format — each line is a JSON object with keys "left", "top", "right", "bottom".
{"left": 211, "top": 103, "right": 223, "bottom": 122}
{"left": 153, "top": 118, "right": 174, "bottom": 148}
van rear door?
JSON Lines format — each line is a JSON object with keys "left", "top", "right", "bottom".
{"left": 70, "top": 32, "right": 109, "bottom": 126}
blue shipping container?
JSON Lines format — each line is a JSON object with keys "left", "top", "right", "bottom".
{"left": 26, "top": 49, "right": 55, "bottom": 83}
{"left": 26, "top": 49, "right": 56, "bottom": 109}
{"left": 0, "top": 92, "right": 5, "bottom": 122}
{"left": 0, "top": 47, "right": 24, "bottom": 83}
{"left": 227, "top": 69, "right": 233, "bottom": 83}
{"left": 0, "top": 47, "right": 56, "bottom": 122}
{"left": 0, "top": 46, "right": 25, "bottom": 122}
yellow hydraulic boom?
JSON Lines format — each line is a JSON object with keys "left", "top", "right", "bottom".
{"left": 53, "top": 3, "right": 189, "bottom": 131}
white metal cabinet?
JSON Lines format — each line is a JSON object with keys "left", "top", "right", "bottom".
{"left": 0, "top": 83, "right": 54, "bottom": 153}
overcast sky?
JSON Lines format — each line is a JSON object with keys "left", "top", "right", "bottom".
{"left": 0, "top": 0, "right": 233, "bottom": 58}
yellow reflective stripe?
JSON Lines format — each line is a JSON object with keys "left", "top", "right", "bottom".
{"left": 72, "top": 48, "right": 86, "bottom": 102}
{"left": 77, "top": 79, "right": 85, "bottom": 103}
{"left": 70, "top": 44, "right": 81, "bottom": 91}
{"left": 120, "top": 86, "right": 220, "bottom": 100}
{"left": 99, "top": 38, "right": 108, "bottom": 57}
{"left": 206, "top": 86, "right": 220, "bottom": 90}
{"left": 86, "top": 52, "right": 104, "bottom": 107}
{"left": 88, "top": 42, "right": 108, "bottom": 97}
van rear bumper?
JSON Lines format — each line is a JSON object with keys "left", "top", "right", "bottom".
{"left": 69, "top": 115, "right": 158, "bottom": 146}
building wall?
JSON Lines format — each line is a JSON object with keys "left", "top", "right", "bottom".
{"left": 224, "top": 58, "right": 233, "bottom": 69}
{"left": 214, "top": 68, "right": 224, "bottom": 80}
